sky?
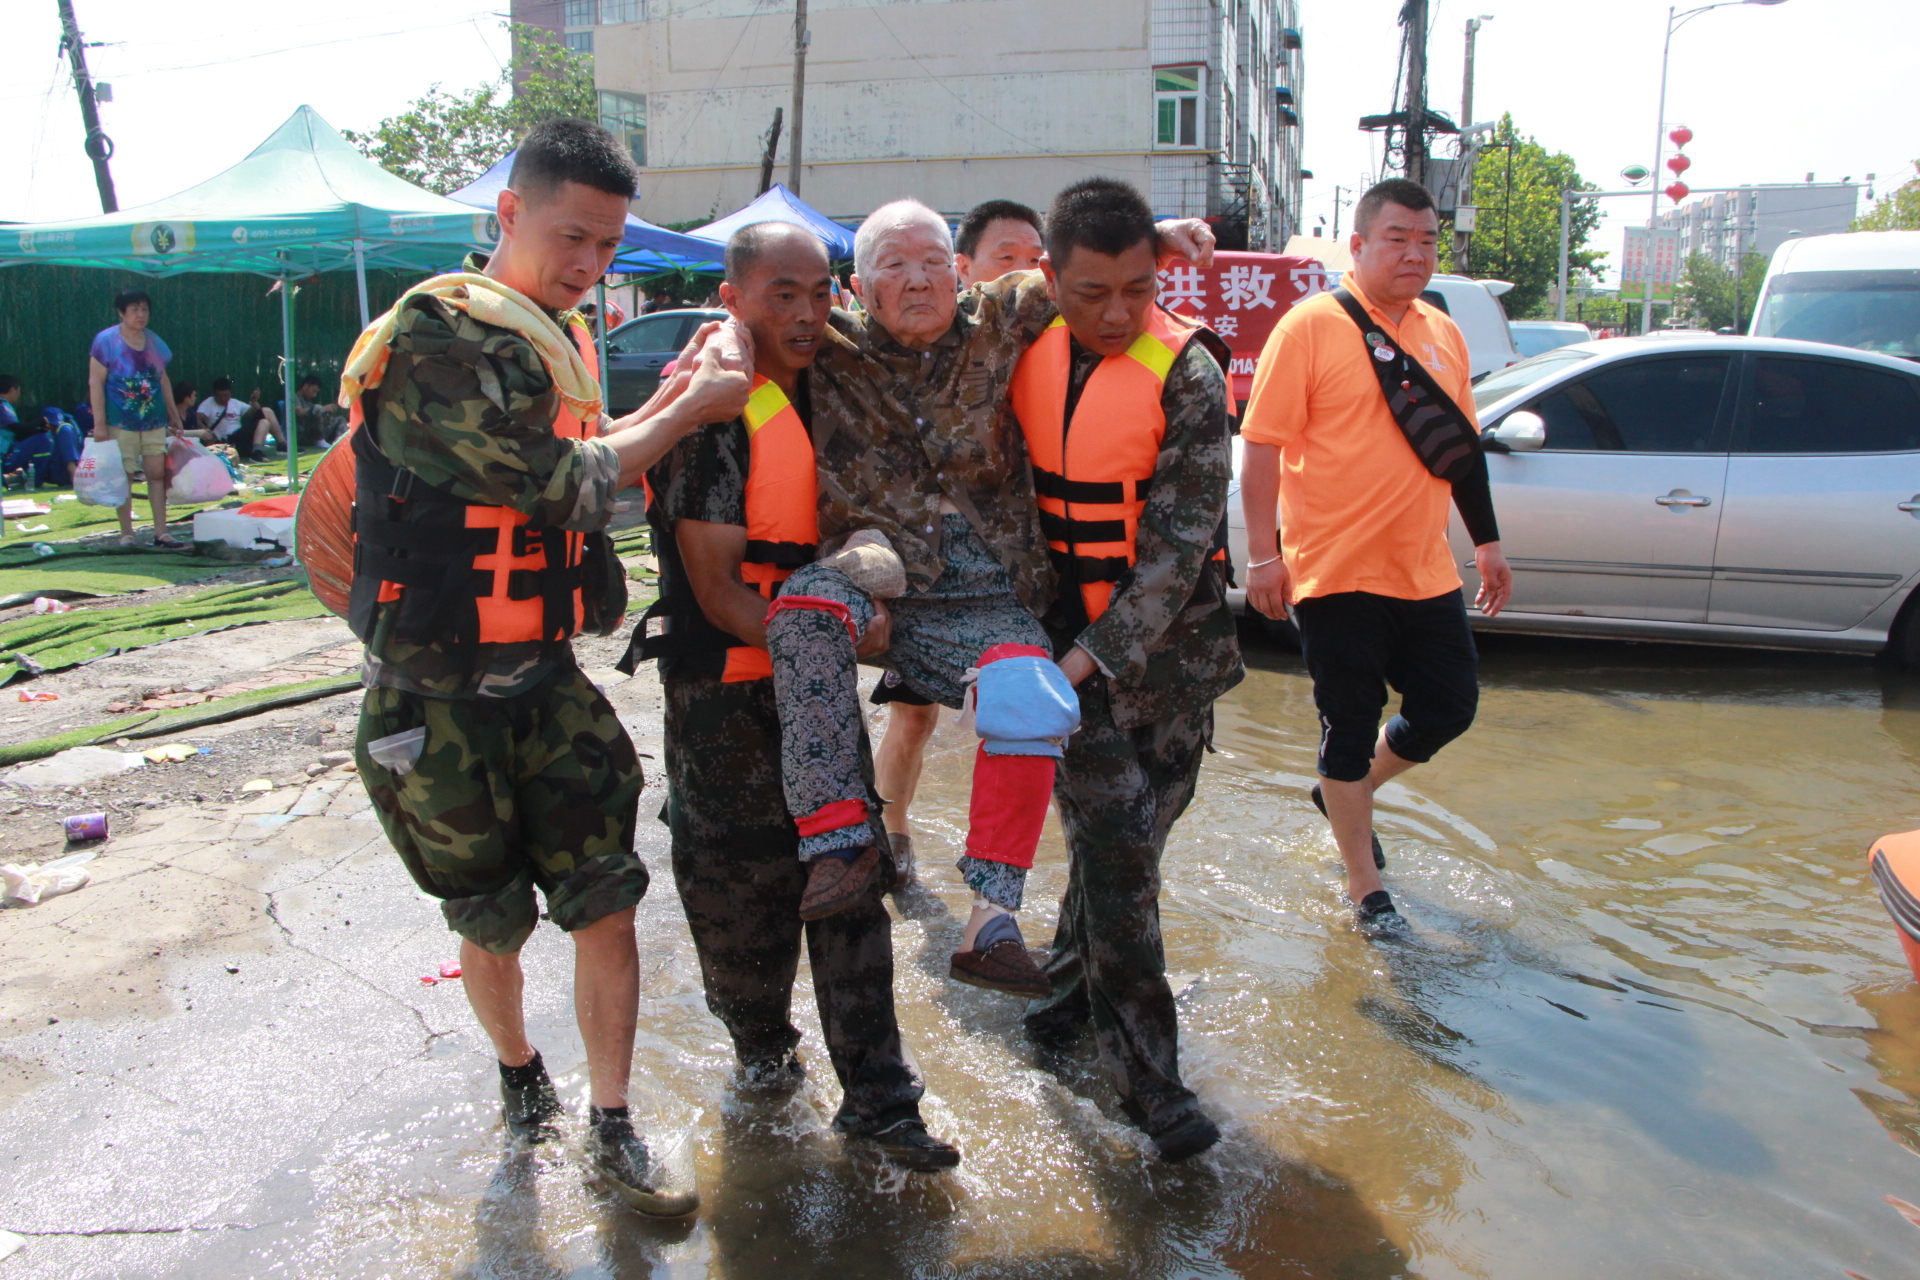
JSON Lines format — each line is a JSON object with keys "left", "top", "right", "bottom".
{"left": 4, "top": 0, "right": 1916, "bottom": 281}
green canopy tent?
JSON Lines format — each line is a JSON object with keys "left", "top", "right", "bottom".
{"left": 0, "top": 105, "right": 493, "bottom": 490}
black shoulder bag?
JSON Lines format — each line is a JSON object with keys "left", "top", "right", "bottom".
{"left": 1330, "top": 288, "right": 1483, "bottom": 482}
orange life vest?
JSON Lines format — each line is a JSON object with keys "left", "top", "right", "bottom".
{"left": 723, "top": 376, "right": 818, "bottom": 680}
{"left": 636, "top": 374, "right": 819, "bottom": 682}
{"left": 1011, "top": 306, "right": 1210, "bottom": 623}
{"left": 341, "top": 315, "right": 600, "bottom": 647}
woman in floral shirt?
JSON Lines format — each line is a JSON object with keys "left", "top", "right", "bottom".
{"left": 88, "top": 288, "right": 186, "bottom": 546}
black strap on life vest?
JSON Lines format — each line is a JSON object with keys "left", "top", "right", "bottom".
{"left": 1331, "top": 288, "right": 1482, "bottom": 483}
{"left": 347, "top": 426, "right": 582, "bottom": 647}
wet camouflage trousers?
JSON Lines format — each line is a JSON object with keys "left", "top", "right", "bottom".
{"left": 768, "top": 515, "right": 1049, "bottom": 910}
{"left": 1026, "top": 674, "right": 1210, "bottom": 1130}
{"left": 661, "top": 674, "right": 922, "bottom": 1134}
{"left": 356, "top": 663, "right": 648, "bottom": 955}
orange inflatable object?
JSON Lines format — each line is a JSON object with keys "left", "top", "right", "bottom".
{"left": 295, "top": 428, "right": 357, "bottom": 620}
{"left": 1869, "top": 829, "right": 1920, "bottom": 983}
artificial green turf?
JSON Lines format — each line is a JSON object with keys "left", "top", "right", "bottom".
{"left": 0, "top": 447, "right": 330, "bottom": 545}
{"left": 0, "top": 577, "right": 326, "bottom": 685}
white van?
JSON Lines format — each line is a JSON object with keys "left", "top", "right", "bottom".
{"left": 1420, "top": 274, "right": 1522, "bottom": 378}
{"left": 1750, "top": 230, "right": 1920, "bottom": 361}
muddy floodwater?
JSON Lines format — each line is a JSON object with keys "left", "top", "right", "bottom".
{"left": 87, "top": 630, "right": 1920, "bottom": 1278}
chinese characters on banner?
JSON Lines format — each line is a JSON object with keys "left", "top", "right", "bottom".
{"left": 1619, "top": 227, "right": 1649, "bottom": 301}
{"left": 1154, "top": 252, "right": 1328, "bottom": 404}
{"left": 1647, "top": 227, "right": 1680, "bottom": 302}
{"left": 1618, "top": 226, "right": 1680, "bottom": 303}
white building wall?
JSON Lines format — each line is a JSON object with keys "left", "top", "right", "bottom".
{"left": 586, "top": 0, "right": 1299, "bottom": 234}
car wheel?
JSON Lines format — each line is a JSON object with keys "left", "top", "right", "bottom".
{"left": 1887, "top": 588, "right": 1920, "bottom": 669}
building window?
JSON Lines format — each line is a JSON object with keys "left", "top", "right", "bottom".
{"left": 1155, "top": 66, "right": 1204, "bottom": 149}
{"left": 564, "top": 0, "right": 596, "bottom": 25}
{"left": 600, "top": 90, "right": 646, "bottom": 167}
{"left": 600, "top": 0, "right": 639, "bottom": 22}
{"left": 565, "top": 30, "right": 593, "bottom": 54}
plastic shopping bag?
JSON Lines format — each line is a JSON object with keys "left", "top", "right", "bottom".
{"left": 164, "top": 434, "right": 197, "bottom": 481}
{"left": 166, "top": 440, "right": 236, "bottom": 504}
{"left": 72, "top": 438, "right": 131, "bottom": 508}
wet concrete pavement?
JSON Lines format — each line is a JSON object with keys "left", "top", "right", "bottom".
{"left": 4, "top": 628, "right": 1920, "bottom": 1277}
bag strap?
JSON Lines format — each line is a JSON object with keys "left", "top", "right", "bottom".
{"left": 1331, "top": 287, "right": 1482, "bottom": 482}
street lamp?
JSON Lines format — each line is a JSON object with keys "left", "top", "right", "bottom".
{"left": 1641, "top": 0, "right": 1787, "bottom": 332}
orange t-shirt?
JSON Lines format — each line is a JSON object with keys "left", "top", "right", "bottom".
{"left": 1239, "top": 276, "right": 1479, "bottom": 603}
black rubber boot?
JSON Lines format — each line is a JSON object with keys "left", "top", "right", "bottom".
{"left": 1357, "top": 888, "right": 1407, "bottom": 935}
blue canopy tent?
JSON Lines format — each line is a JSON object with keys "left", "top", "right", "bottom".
{"left": 0, "top": 105, "right": 496, "bottom": 491}
{"left": 682, "top": 185, "right": 857, "bottom": 261}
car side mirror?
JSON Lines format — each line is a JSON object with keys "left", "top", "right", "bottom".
{"left": 1488, "top": 410, "right": 1546, "bottom": 452}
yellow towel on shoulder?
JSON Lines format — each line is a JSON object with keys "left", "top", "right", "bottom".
{"left": 338, "top": 272, "right": 602, "bottom": 421}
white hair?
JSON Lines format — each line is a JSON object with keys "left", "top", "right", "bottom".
{"left": 853, "top": 199, "right": 953, "bottom": 282}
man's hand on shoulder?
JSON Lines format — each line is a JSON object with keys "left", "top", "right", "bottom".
{"left": 675, "top": 320, "right": 753, "bottom": 427}
{"left": 1155, "top": 218, "right": 1216, "bottom": 269}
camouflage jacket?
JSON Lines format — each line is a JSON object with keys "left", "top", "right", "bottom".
{"left": 361, "top": 268, "right": 624, "bottom": 699}
{"left": 807, "top": 271, "right": 1059, "bottom": 617}
{"left": 1047, "top": 336, "right": 1244, "bottom": 730}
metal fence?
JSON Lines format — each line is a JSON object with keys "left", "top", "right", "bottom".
{"left": 0, "top": 264, "right": 417, "bottom": 419}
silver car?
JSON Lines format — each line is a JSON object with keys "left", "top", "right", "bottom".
{"left": 1227, "top": 335, "right": 1920, "bottom": 662}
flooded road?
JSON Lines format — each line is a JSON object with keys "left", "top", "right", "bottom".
{"left": 40, "top": 629, "right": 1920, "bottom": 1278}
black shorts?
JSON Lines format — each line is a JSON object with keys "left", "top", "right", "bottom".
{"left": 1292, "top": 589, "right": 1479, "bottom": 783}
{"left": 868, "top": 669, "right": 936, "bottom": 707}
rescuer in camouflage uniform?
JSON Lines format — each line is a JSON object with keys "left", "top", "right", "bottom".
{"left": 625, "top": 222, "right": 958, "bottom": 1171}
{"left": 1011, "top": 179, "right": 1243, "bottom": 1165}
{"left": 764, "top": 202, "right": 1218, "bottom": 994}
{"left": 346, "top": 119, "right": 750, "bottom": 1217}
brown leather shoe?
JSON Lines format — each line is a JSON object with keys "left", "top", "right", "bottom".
{"left": 798, "top": 845, "right": 882, "bottom": 921}
{"left": 949, "top": 939, "right": 1052, "bottom": 998}
{"left": 887, "top": 832, "right": 916, "bottom": 891}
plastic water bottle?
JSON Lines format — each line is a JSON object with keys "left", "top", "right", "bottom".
{"left": 31, "top": 543, "right": 54, "bottom": 557}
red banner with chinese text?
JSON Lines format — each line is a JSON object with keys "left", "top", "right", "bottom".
{"left": 1154, "top": 252, "right": 1331, "bottom": 406}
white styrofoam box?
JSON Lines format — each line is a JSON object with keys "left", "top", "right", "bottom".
{"left": 192, "top": 508, "right": 296, "bottom": 553}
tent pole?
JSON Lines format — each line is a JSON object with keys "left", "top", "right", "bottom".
{"left": 280, "top": 272, "right": 297, "bottom": 492}
{"left": 352, "top": 239, "right": 370, "bottom": 330}
{"left": 596, "top": 279, "right": 611, "bottom": 414}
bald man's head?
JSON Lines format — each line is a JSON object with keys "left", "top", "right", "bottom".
{"left": 718, "top": 221, "right": 834, "bottom": 386}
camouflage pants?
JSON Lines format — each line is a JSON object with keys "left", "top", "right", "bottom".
{"left": 1026, "top": 674, "right": 1210, "bottom": 1131}
{"left": 770, "top": 514, "right": 1048, "bottom": 898}
{"left": 356, "top": 663, "right": 648, "bottom": 955}
{"left": 662, "top": 674, "right": 922, "bottom": 1133}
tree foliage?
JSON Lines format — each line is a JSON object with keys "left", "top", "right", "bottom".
{"left": 1676, "top": 252, "right": 1768, "bottom": 333}
{"left": 342, "top": 25, "right": 595, "bottom": 195}
{"left": 1449, "top": 114, "right": 1602, "bottom": 319}
{"left": 1854, "top": 161, "right": 1920, "bottom": 232}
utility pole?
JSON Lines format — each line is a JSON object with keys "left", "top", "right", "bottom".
{"left": 758, "top": 107, "right": 784, "bottom": 196}
{"left": 1332, "top": 185, "right": 1347, "bottom": 239}
{"left": 786, "top": 0, "right": 809, "bottom": 194}
{"left": 1453, "top": 16, "right": 1490, "bottom": 273}
{"left": 1402, "top": 0, "right": 1429, "bottom": 187}
{"left": 57, "top": 0, "right": 118, "bottom": 213}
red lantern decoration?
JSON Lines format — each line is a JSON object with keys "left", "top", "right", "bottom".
{"left": 1665, "top": 181, "right": 1691, "bottom": 203}
{"left": 1667, "top": 153, "right": 1692, "bottom": 175}
{"left": 1669, "top": 125, "right": 1693, "bottom": 147}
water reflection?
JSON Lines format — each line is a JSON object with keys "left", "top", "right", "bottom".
{"left": 267, "top": 627, "right": 1920, "bottom": 1277}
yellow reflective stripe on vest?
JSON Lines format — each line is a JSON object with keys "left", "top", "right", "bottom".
{"left": 1124, "top": 328, "right": 1180, "bottom": 382}
{"left": 743, "top": 379, "right": 792, "bottom": 434}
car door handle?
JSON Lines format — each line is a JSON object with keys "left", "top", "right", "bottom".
{"left": 1654, "top": 490, "right": 1712, "bottom": 508}
{"left": 1899, "top": 495, "right": 1920, "bottom": 513}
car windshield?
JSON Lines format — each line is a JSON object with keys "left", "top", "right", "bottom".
{"left": 1753, "top": 269, "right": 1920, "bottom": 359}
{"left": 1470, "top": 348, "right": 1593, "bottom": 413}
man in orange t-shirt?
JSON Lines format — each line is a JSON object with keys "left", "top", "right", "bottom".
{"left": 1239, "top": 178, "right": 1513, "bottom": 931}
